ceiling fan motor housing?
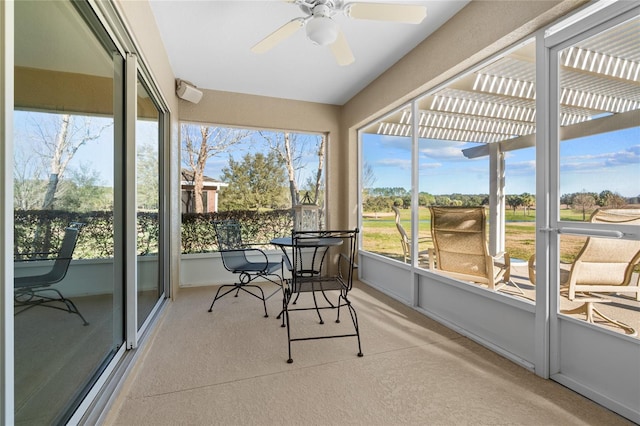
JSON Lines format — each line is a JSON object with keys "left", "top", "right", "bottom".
{"left": 298, "top": 0, "right": 341, "bottom": 16}
{"left": 305, "top": 3, "right": 339, "bottom": 46}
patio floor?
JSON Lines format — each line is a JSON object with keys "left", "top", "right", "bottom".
{"left": 103, "top": 281, "right": 633, "bottom": 425}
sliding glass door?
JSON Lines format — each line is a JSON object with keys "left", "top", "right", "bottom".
{"left": 136, "top": 76, "right": 164, "bottom": 331}
{"left": 12, "top": 0, "right": 169, "bottom": 422}
{"left": 547, "top": 4, "right": 640, "bottom": 420}
{"left": 13, "top": 1, "right": 124, "bottom": 423}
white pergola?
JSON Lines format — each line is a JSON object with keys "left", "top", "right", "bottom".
{"left": 362, "top": 17, "right": 639, "bottom": 255}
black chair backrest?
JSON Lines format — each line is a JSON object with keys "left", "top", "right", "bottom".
{"left": 213, "top": 220, "right": 244, "bottom": 250}
{"left": 213, "top": 220, "right": 250, "bottom": 272}
{"left": 45, "top": 225, "right": 81, "bottom": 284}
{"left": 291, "top": 229, "right": 359, "bottom": 289}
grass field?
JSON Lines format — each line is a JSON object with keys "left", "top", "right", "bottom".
{"left": 362, "top": 207, "right": 593, "bottom": 264}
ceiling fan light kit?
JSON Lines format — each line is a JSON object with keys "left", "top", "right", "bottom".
{"left": 306, "top": 16, "right": 339, "bottom": 45}
{"left": 251, "top": 0, "right": 427, "bottom": 66}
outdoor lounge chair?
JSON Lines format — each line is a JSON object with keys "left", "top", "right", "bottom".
{"left": 392, "top": 206, "right": 430, "bottom": 266}
{"left": 14, "top": 222, "right": 88, "bottom": 325}
{"left": 560, "top": 209, "right": 640, "bottom": 335}
{"left": 281, "top": 229, "right": 362, "bottom": 363}
{"left": 428, "top": 206, "right": 517, "bottom": 292}
{"left": 208, "top": 220, "right": 282, "bottom": 317}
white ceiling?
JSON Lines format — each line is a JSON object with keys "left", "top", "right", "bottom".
{"left": 148, "top": 0, "right": 469, "bottom": 105}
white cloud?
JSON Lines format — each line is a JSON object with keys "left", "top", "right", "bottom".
{"left": 376, "top": 158, "right": 411, "bottom": 169}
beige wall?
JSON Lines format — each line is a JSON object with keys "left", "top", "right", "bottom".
{"left": 115, "top": 0, "right": 182, "bottom": 298}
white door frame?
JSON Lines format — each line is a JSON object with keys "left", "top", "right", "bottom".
{"left": 544, "top": 3, "right": 640, "bottom": 422}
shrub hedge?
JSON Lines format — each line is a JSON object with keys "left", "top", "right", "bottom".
{"left": 14, "top": 209, "right": 294, "bottom": 259}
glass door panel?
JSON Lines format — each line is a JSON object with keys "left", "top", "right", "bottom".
{"left": 359, "top": 106, "right": 413, "bottom": 264}
{"left": 13, "top": 1, "right": 124, "bottom": 423}
{"left": 136, "top": 76, "right": 163, "bottom": 330}
{"left": 557, "top": 14, "right": 640, "bottom": 336}
{"left": 549, "top": 7, "right": 640, "bottom": 421}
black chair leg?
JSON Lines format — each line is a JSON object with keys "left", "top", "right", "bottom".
{"left": 208, "top": 284, "right": 235, "bottom": 312}
{"left": 284, "top": 306, "right": 293, "bottom": 363}
{"left": 208, "top": 283, "right": 269, "bottom": 317}
{"left": 345, "top": 300, "right": 363, "bottom": 357}
{"left": 310, "top": 288, "right": 324, "bottom": 324}
{"left": 14, "top": 288, "right": 89, "bottom": 326}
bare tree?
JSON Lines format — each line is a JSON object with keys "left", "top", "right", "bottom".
{"left": 361, "top": 161, "right": 376, "bottom": 202}
{"left": 259, "top": 131, "right": 324, "bottom": 207}
{"left": 31, "top": 114, "right": 110, "bottom": 210}
{"left": 13, "top": 145, "right": 46, "bottom": 210}
{"left": 181, "top": 125, "right": 249, "bottom": 213}
{"left": 572, "top": 191, "right": 597, "bottom": 220}
{"left": 310, "top": 135, "right": 326, "bottom": 204}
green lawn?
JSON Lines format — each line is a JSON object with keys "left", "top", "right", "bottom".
{"left": 362, "top": 206, "right": 594, "bottom": 264}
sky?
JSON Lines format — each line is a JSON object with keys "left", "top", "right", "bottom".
{"left": 197, "top": 129, "right": 323, "bottom": 188}
{"left": 13, "top": 111, "right": 158, "bottom": 188}
{"left": 14, "top": 111, "right": 640, "bottom": 199}
{"left": 363, "top": 125, "right": 640, "bottom": 198}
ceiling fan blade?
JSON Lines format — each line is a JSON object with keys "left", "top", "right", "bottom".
{"left": 251, "top": 18, "right": 304, "bottom": 54}
{"left": 345, "top": 3, "right": 427, "bottom": 24}
{"left": 330, "top": 30, "right": 355, "bottom": 66}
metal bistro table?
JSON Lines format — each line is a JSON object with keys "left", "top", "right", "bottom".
{"left": 270, "top": 236, "right": 343, "bottom": 249}
{"left": 270, "top": 235, "right": 343, "bottom": 275}
{"left": 270, "top": 234, "right": 345, "bottom": 329}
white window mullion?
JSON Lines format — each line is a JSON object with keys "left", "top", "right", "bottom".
{"left": 1, "top": 2, "right": 15, "bottom": 424}
{"left": 411, "top": 100, "right": 419, "bottom": 306}
{"left": 125, "top": 53, "right": 138, "bottom": 349}
{"left": 534, "top": 30, "right": 552, "bottom": 380}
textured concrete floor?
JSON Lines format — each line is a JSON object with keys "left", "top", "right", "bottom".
{"left": 104, "top": 282, "right": 633, "bottom": 425}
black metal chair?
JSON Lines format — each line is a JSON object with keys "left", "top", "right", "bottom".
{"left": 14, "top": 223, "right": 88, "bottom": 325}
{"left": 208, "top": 220, "right": 283, "bottom": 317}
{"left": 281, "top": 228, "right": 362, "bottom": 363}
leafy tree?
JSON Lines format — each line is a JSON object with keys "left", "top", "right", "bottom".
{"left": 370, "top": 187, "right": 409, "bottom": 197}
{"left": 560, "top": 193, "right": 573, "bottom": 208}
{"left": 434, "top": 195, "right": 451, "bottom": 206}
{"left": 218, "top": 151, "right": 287, "bottom": 210}
{"left": 181, "top": 125, "right": 249, "bottom": 213}
{"left": 137, "top": 140, "right": 159, "bottom": 210}
{"left": 520, "top": 192, "right": 535, "bottom": 215}
{"left": 56, "top": 165, "right": 112, "bottom": 212}
{"left": 418, "top": 193, "right": 434, "bottom": 206}
{"left": 599, "top": 190, "right": 626, "bottom": 208}
{"left": 363, "top": 196, "right": 392, "bottom": 214}
{"left": 506, "top": 195, "right": 523, "bottom": 213}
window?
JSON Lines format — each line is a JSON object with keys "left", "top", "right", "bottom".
{"left": 360, "top": 105, "right": 413, "bottom": 263}
{"left": 180, "top": 123, "right": 326, "bottom": 252}
{"left": 360, "top": 39, "right": 537, "bottom": 300}
{"left": 556, "top": 14, "right": 640, "bottom": 334}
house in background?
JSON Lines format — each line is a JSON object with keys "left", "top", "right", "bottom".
{"left": 180, "top": 170, "right": 227, "bottom": 213}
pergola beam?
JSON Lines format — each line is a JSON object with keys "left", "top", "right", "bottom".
{"left": 461, "top": 108, "right": 640, "bottom": 159}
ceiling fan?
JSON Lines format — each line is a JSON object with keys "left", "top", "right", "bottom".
{"left": 251, "top": 0, "right": 427, "bottom": 66}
